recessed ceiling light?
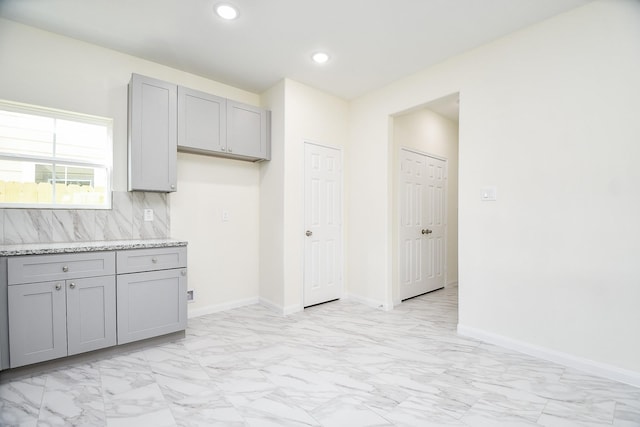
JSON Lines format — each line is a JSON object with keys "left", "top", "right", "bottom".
{"left": 215, "top": 3, "right": 239, "bottom": 20}
{"left": 312, "top": 52, "right": 330, "bottom": 64}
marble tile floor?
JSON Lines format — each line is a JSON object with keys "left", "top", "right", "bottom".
{"left": 1, "top": 285, "right": 639, "bottom": 426}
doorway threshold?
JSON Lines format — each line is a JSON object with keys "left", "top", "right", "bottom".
{"left": 304, "top": 298, "right": 339, "bottom": 309}
{"left": 401, "top": 287, "right": 444, "bottom": 302}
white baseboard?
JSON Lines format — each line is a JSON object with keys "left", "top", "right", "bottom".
{"left": 457, "top": 324, "right": 640, "bottom": 388}
{"left": 282, "top": 304, "right": 303, "bottom": 315}
{"left": 257, "top": 297, "right": 302, "bottom": 316}
{"left": 345, "top": 292, "right": 391, "bottom": 311}
{"left": 187, "top": 297, "right": 259, "bottom": 318}
{"left": 257, "top": 296, "right": 281, "bottom": 314}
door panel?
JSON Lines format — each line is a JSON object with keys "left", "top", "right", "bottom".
{"left": 399, "top": 149, "right": 446, "bottom": 300}
{"left": 304, "top": 143, "right": 343, "bottom": 307}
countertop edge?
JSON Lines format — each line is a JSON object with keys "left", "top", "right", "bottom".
{"left": 0, "top": 239, "right": 188, "bottom": 256}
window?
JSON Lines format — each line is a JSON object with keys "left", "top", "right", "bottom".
{"left": 0, "top": 100, "right": 112, "bottom": 208}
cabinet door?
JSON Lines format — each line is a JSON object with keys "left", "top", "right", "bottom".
{"left": 8, "top": 281, "right": 67, "bottom": 368}
{"left": 66, "top": 276, "right": 116, "bottom": 356}
{"left": 177, "top": 86, "right": 226, "bottom": 153}
{"left": 226, "top": 100, "right": 270, "bottom": 160}
{"left": 116, "top": 269, "right": 187, "bottom": 344}
{"left": 128, "top": 73, "right": 177, "bottom": 192}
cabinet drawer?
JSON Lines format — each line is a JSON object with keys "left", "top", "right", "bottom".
{"left": 8, "top": 252, "right": 116, "bottom": 285}
{"left": 116, "top": 246, "right": 187, "bottom": 274}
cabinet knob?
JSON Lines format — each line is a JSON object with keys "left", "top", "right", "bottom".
{"left": 228, "top": 147, "right": 233, "bottom": 153}
{"left": 55, "top": 283, "right": 62, "bottom": 291}
{"left": 152, "top": 257, "right": 158, "bottom": 263}
{"left": 69, "top": 282, "right": 76, "bottom": 289}
{"left": 221, "top": 147, "right": 227, "bottom": 152}
{"left": 181, "top": 269, "right": 187, "bottom": 276}
{"left": 170, "top": 184, "right": 175, "bottom": 189}
{"left": 62, "top": 265, "right": 69, "bottom": 272}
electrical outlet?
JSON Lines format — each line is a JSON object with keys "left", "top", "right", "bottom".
{"left": 144, "top": 208, "right": 154, "bottom": 221}
{"left": 187, "top": 289, "right": 195, "bottom": 303}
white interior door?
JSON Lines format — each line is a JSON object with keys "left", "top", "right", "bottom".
{"left": 399, "top": 149, "right": 446, "bottom": 300}
{"left": 304, "top": 143, "right": 343, "bottom": 307}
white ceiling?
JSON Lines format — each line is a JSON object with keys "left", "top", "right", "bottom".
{"left": 0, "top": 0, "right": 593, "bottom": 101}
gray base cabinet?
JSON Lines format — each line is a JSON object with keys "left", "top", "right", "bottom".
{"left": 117, "top": 269, "right": 187, "bottom": 344}
{"left": 6, "top": 252, "right": 117, "bottom": 368}
{"left": 2, "top": 245, "right": 187, "bottom": 370}
{"left": 8, "top": 276, "right": 116, "bottom": 367}
{"left": 116, "top": 246, "right": 188, "bottom": 344}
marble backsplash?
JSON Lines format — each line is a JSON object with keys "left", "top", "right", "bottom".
{"left": 0, "top": 191, "right": 170, "bottom": 245}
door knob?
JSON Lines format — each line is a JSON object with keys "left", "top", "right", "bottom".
{"left": 305, "top": 230, "right": 313, "bottom": 237}
{"left": 421, "top": 229, "right": 433, "bottom": 235}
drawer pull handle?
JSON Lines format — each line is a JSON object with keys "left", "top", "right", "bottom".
{"left": 62, "top": 265, "right": 69, "bottom": 272}
{"left": 55, "top": 283, "right": 62, "bottom": 291}
{"left": 152, "top": 257, "right": 158, "bottom": 263}
{"left": 69, "top": 282, "right": 76, "bottom": 289}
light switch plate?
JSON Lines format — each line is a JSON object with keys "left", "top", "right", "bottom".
{"left": 480, "top": 186, "right": 497, "bottom": 201}
{"left": 222, "top": 210, "right": 229, "bottom": 221}
{"left": 144, "top": 208, "right": 154, "bottom": 221}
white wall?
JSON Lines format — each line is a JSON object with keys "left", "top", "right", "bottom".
{"left": 392, "top": 107, "right": 459, "bottom": 302}
{"left": 0, "top": 19, "right": 262, "bottom": 315}
{"left": 348, "top": 0, "right": 640, "bottom": 375}
{"left": 282, "top": 80, "right": 349, "bottom": 312}
{"left": 260, "top": 79, "right": 349, "bottom": 313}
{"left": 259, "top": 81, "right": 286, "bottom": 309}
{"left": 171, "top": 153, "right": 260, "bottom": 314}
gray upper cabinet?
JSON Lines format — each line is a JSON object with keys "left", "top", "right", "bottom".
{"left": 177, "top": 86, "right": 226, "bottom": 154}
{"left": 176, "top": 84, "right": 270, "bottom": 162}
{"left": 128, "top": 73, "right": 178, "bottom": 192}
{"left": 227, "top": 100, "right": 270, "bottom": 160}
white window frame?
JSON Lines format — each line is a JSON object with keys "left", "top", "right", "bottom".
{"left": 0, "top": 100, "right": 113, "bottom": 209}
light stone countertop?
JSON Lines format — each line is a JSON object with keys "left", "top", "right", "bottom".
{"left": 0, "top": 239, "right": 188, "bottom": 256}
